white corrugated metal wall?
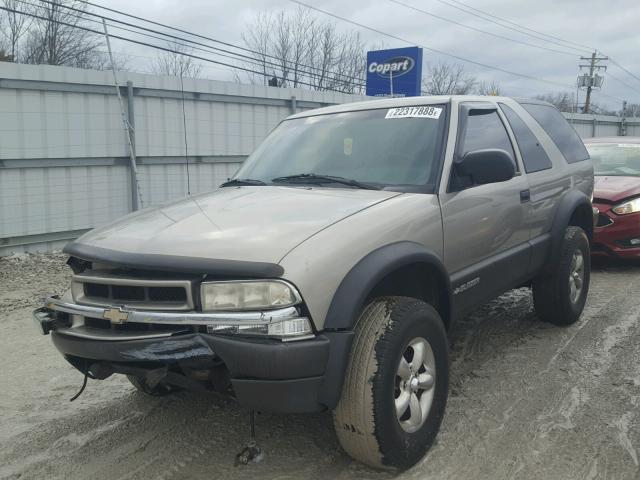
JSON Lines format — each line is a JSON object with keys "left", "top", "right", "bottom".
{"left": 0, "top": 63, "right": 365, "bottom": 254}
{"left": 1, "top": 63, "right": 639, "bottom": 255}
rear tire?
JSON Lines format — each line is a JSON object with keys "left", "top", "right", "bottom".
{"left": 533, "top": 226, "right": 590, "bottom": 325}
{"left": 333, "top": 297, "right": 449, "bottom": 470}
{"left": 127, "top": 375, "right": 180, "bottom": 396}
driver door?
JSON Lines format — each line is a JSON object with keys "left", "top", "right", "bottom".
{"left": 440, "top": 103, "right": 531, "bottom": 315}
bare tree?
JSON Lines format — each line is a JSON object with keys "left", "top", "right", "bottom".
{"left": 423, "top": 62, "right": 476, "bottom": 95}
{"left": 153, "top": 41, "right": 203, "bottom": 78}
{"left": 0, "top": 0, "right": 33, "bottom": 61}
{"left": 239, "top": 7, "right": 366, "bottom": 93}
{"left": 623, "top": 103, "right": 640, "bottom": 117}
{"left": 588, "top": 102, "right": 617, "bottom": 116}
{"left": 22, "top": 0, "right": 105, "bottom": 68}
{"left": 535, "top": 92, "right": 576, "bottom": 112}
{"left": 476, "top": 80, "right": 502, "bottom": 96}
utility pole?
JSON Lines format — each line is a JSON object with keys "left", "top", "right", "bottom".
{"left": 102, "top": 19, "right": 143, "bottom": 211}
{"left": 579, "top": 52, "right": 608, "bottom": 114}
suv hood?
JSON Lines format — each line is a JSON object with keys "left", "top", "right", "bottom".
{"left": 72, "top": 186, "right": 402, "bottom": 265}
{"left": 594, "top": 175, "right": 640, "bottom": 203}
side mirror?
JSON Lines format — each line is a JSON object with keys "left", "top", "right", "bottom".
{"left": 454, "top": 149, "right": 516, "bottom": 187}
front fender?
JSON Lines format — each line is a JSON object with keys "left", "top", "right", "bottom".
{"left": 324, "top": 241, "right": 451, "bottom": 330}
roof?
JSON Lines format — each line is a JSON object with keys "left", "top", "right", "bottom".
{"left": 583, "top": 136, "right": 640, "bottom": 144}
{"left": 286, "top": 95, "right": 553, "bottom": 120}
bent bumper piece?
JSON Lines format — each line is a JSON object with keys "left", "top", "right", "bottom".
{"left": 36, "top": 300, "right": 354, "bottom": 413}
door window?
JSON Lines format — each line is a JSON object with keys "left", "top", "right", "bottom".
{"left": 451, "top": 109, "right": 517, "bottom": 190}
{"left": 461, "top": 110, "right": 516, "bottom": 160}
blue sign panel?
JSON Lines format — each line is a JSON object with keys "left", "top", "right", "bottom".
{"left": 366, "top": 47, "right": 423, "bottom": 97}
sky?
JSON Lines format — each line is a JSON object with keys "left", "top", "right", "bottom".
{"left": 99, "top": 0, "right": 640, "bottom": 110}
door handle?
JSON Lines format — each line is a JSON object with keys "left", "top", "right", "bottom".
{"left": 520, "top": 189, "right": 531, "bottom": 203}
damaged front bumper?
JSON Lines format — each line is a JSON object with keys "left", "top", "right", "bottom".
{"left": 33, "top": 297, "right": 354, "bottom": 412}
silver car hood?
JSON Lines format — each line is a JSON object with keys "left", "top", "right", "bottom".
{"left": 73, "top": 186, "right": 402, "bottom": 264}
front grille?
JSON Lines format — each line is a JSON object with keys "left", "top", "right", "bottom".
{"left": 149, "top": 287, "right": 187, "bottom": 302}
{"left": 617, "top": 238, "right": 640, "bottom": 249}
{"left": 84, "top": 316, "right": 191, "bottom": 333}
{"left": 73, "top": 273, "right": 196, "bottom": 311}
{"left": 596, "top": 213, "right": 614, "bottom": 227}
{"left": 83, "top": 283, "right": 188, "bottom": 304}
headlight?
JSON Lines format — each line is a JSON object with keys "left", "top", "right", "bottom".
{"left": 612, "top": 197, "right": 640, "bottom": 215}
{"left": 200, "top": 280, "right": 301, "bottom": 311}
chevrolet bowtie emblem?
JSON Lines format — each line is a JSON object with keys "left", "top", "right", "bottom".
{"left": 103, "top": 307, "right": 129, "bottom": 325}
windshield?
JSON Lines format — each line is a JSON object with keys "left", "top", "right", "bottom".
{"left": 586, "top": 143, "right": 640, "bottom": 177}
{"left": 232, "top": 105, "right": 448, "bottom": 191}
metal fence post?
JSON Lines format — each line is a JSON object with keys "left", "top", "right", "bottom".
{"left": 592, "top": 117, "right": 597, "bottom": 137}
{"left": 126, "top": 80, "right": 139, "bottom": 211}
{"left": 620, "top": 101, "right": 627, "bottom": 136}
{"left": 290, "top": 95, "right": 297, "bottom": 114}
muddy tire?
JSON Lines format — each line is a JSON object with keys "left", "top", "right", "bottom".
{"left": 533, "top": 226, "right": 590, "bottom": 326}
{"left": 127, "top": 375, "right": 180, "bottom": 396}
{"left": 333, "top": 297, "right": 449, "bottom": 470}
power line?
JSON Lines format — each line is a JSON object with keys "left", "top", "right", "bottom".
{"left": 606, "top": 71, "right": 640, "bottom": 97}
{"left": 431, "top": 0, "right": 594, "bottom": 54}
{"left": 608, "top": 58, "right": 640, "bottom": 86}
{"left": 24, "top": 0, "right": 366, "bottom": 88}
{"left": 0, "top": 5, "right": 361, "bottom": 93}
{"left": 74, "top": 0, "right": 364, "bottom": 88}
{"left": 388, "top": 0, "right": 578, "bottom": 57}
{"left": 289, "top": 0, "right": 575, "bottom": 91}
{"left": 398, "top": 0, "right": 640, "bottom": 98}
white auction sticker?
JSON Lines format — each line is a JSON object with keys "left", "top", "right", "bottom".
{"left": 385, "top": 106, "right": 443, "bottom": 120}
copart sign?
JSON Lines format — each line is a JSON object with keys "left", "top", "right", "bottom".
{"left": 366, "top": 47, "right": 423, "bottom": 97}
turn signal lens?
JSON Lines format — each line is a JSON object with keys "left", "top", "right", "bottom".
{"left": 205, "top": 317, "right": 313, "bottom": 340}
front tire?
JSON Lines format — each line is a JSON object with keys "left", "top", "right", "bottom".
{"left": 333, "top": 297, "right": 449, "bottom": 470}
{"left": 533, "top": 226, "right": 591, "bottom": 325}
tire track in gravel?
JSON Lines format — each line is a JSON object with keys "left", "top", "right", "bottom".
{"left": 3, "top": 254, "right": 640, "bottom": 480}
{"left": 402, "top": 261, "right": 640, "bottom": 480}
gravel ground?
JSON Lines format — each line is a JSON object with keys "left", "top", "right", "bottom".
{"left": 1, "top": 253, "right": 639, "bottom": 480}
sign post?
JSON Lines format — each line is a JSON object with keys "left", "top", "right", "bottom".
{"left": 366, "top": 47, "right": 423, "bottom": 97}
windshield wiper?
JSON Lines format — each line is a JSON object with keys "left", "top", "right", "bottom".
{"left": 271, "top": 173, "right": 381, "bottom": 190}
{"left": 220, "top": 178, "right": 267, "bottom": 187}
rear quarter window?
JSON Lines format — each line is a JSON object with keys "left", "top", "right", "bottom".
{"left": 520, "top": 103, "right": 589, "bottom": 164}
{"left": 500, "top": 103, "right": 552, "bottom": 173}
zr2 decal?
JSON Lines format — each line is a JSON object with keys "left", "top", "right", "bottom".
{"left": 453, "top": 277, "right": 480, "bottom": 295}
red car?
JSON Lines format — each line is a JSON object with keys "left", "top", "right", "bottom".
{"left": 584, "top": 137, "right": 640, "bottom": 258}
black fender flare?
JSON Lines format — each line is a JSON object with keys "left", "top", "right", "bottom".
{"left": 323, "top": 241, "right": 451, "bottom": 331}
{"left": 545, "top": 189, "right": 593, "bottom": 272}
{"left": 317, "top": 241, "right": 451, "bottom": 409}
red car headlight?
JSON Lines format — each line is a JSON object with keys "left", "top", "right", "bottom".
{"left": 612, "top": 197, "right": 640, "bottom": 215}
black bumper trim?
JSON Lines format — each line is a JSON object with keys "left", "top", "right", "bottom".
{"left": 232, "top": 377, "right": 325, "bottom": 413}
{"left": 51, "top": 329, "right": 353, "bottom": 412}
